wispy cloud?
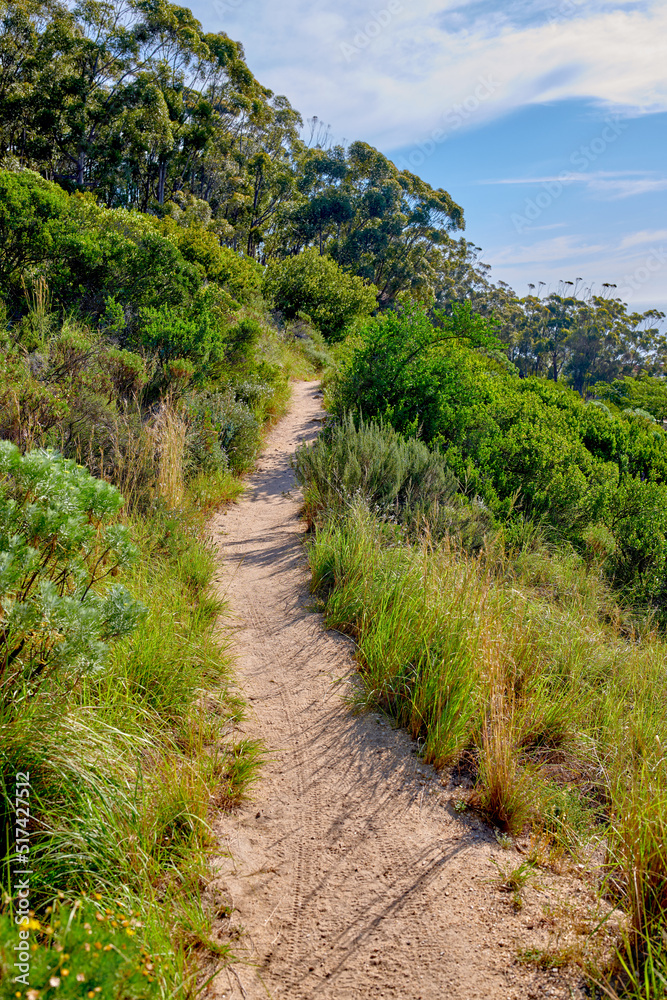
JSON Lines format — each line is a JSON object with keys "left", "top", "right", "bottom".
{"left": 587, "top": 177, "right": 667, "bottom": 198}
{"left": 619, "top": 229, "right": 667, "bottom": 248}
{"left": 492, "top": 234, "right": 607, "bottom": 265}
{"left": 480, "top": 170, "right": 667, "bottom": 199}
{"left": 204, "top": 0, "right": 667, "bottom": 147}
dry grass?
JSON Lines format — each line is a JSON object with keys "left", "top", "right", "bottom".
{"left": 154, "top": 401, "right": 187, "bottom": 509}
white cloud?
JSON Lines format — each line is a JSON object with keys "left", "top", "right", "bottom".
{"left": 620, "top": 230, "right": 667, "bottom": 248}
{"left": 199, "top": 0, "right": 667, "bottom": 147}
{"left": 479, "top": 171, "right": 641, "bottom": 185}
{"left": 587, "top": 177, "right": 667, "bottom": 198}
{"left": 484, "top": 232, "right": 667, "bottom": 309}
{"left": 479, "top": 171, "right": 667, "bottom": 200}
{"left": 491, "top": 234, "right": 607, "bottom": 266}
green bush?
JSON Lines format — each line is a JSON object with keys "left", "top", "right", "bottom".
{"left": 0, "top": 170, "right": 68, "bottom": 301}
{"left": 597, "top": 374, "right": 667, "bottom": 423}
{"left": 295, "top": 412, "right": 456, "bottom": 515}
{"left": 185, "top": 390, "right": 260, "bottom": 473}
{"left": 0, "top": 171, "right": 203, "bottom": 317}
{"left": 295, "top": 414, "right": 494, "bottom": 547}
{"left": 0, "top": 443, "right": 145, "bottom": 716}
{"left": 263, "top": 248, "right": 377, "bottom": 341}
{"left": 332, "top": 305, "right": 667, "bottom": 613}
{"left": 136, "top": 306, "right": 223, "bottom": 370}
{"left": 159, "top": 218, "right": 263, "bottom": 303}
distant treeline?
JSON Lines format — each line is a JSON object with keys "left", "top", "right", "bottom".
{"left": 1, "top": 0, "right": 664, "bottom": 395}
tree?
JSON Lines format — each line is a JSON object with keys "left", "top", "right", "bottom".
{"left": 263, "top": 247, "right": 377, "bottom": 341}
{"left": 0, "top": 168, "right": 68, "bottom": 298}
{"left": 274, "top": 141, "right": 464, "bottom": 306}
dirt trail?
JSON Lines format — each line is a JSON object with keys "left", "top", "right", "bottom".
{"left": 206, "top": 381, "right": 585, "bottom": 1000}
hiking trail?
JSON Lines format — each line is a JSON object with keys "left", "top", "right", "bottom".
{"left": 205, "top": 380, "right": 587, "bottom": 1000}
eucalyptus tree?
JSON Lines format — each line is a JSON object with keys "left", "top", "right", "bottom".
{"left": 275, "top": 141, "right": 465, "bottom": 306}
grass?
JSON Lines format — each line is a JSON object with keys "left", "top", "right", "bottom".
{"left": 303, "top": 498, "right": 667, "bottom": 994}
{"left": 489, "top": 858, "right": 536, "bottom": 909}
{"left": 0, "top": 473, "right": 259, "bottom": 998}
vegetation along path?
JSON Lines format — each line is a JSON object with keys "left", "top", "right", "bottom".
{"left": 206, "top": 381, "right": 586, "bottom": 1000}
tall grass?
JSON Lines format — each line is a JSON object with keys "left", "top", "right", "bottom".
{"left": 299, "top": 418, "right": 667, "bottom": 994}
{"left": 154, "top": 401, "right": 187, "bottom": 511}
{"left": 0, "top": 474, "right": 254, "bottom": 997}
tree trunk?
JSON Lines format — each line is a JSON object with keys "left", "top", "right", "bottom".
{"left": 158, "top": 161, "right": 167, "bottom": 205}
{"left": 76, "top": 148, "right": 85, "bottom": 186}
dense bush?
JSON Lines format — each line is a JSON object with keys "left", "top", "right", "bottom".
{"left": 295, "top": 413, "right": 456, "bottom": 511}
{"left": 596, "top": 373, "right": 667, "bottom": 423}
{"left": 0, "top": 170, "right": 262, "bottom": 325}
{"left": 0, "top": 169, "right": 298, "bottom": 501}
{"left": 0, "top": 443, "right": 145, "bottom": 717}
{"left": 263, "top": 248, "right": 377, "bottom": 341}
{"left": 332, "top": 305, "right": 667, "bottom": 612}
{"left": 294, "top": 414, "right": 492, "bottom": 547}
{"left": 185, "top": 390, "right": 261, "bottom": 473}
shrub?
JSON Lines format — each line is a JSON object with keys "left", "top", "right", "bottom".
{"left": 0, "top": 170, "right": 68, "bottom": 302}
{"left": 295, "top": 413, "right": 454, "bottom": 515}
{"left": 185, "top": 390, "right": 260, "bottom": 473}
{"left": 597, "top": 374, "right": 667, "bottom": 423}
{"left": 136, "top": 306, "right": 223, "bottom": 370}
{"left": 263, "top": 248, "right": 377, "bottom": 341}
{"left": 0, "top": 352, "right": 69, "bottom": 449}
{"left": 160, "top": 217, "right": 263, "bottom": 302}
{"left": 332, "top": 304, "right": 667, "bottom": 613}
{"left": 0, "top": 443, "right": 145, "bottom": 716}
{"left": 0, "top": 172, "right": 204, "bottom": 317}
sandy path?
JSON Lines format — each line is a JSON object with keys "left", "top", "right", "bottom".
{"left": 206, "top": 381, "right": 584, "bottom": 1000}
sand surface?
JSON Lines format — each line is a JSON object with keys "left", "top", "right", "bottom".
{"left": 206, "top": 381, "right": 587, "bottom": 1000}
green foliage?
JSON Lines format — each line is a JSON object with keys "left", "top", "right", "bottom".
{"left": 294, "top": 413, "right": 491, "bottom": 546}
{"left": 0, "top": 899, "right": 161, "bottom": 1000}
{"left": 597, "top": 374, "right": 667, "bottom": 423}
{"left": 263, "top": 248, "right": 377, "bottom": 341}
{"left": 330, "top": 302, "right": 502, "bottom": 440}
{"left": 0, "top": 170, "right": 68, "bottom": 298}
{"left": 220, "top": 738, "right": 266, "bottom": 808}
{"left": 0, "top": 480, "right": 258, "bottom": 993}
{"left": 435, "top": 245, "right": 667, "bottom": 388}
{"left": 0, "top": 443, "right": 145, "bottom": 714}
{"left": 333, "top": 305, "right": 667, "bottom": 614}
{"left": 161, "top": 219, "right": 263, "bottom": 302}
{"left": 185, "top": 390, "right": 260, "bottom": 473}
{"left": 136, "top": 306, "right": 221, "bottom": 368}
{"left": 295, "top": 412, "right": 457, "bottom": 516}
{"left": 0, "top": 350, "right": 69, "bottom": 448}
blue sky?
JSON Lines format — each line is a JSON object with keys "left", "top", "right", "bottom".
{"left": 189, "top": 0, "right": 667, "bottom": 314}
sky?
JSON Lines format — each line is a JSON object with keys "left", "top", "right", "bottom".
{"left": 188, "top": 0, "right": 667, "bottom": 313}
